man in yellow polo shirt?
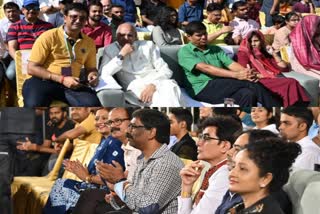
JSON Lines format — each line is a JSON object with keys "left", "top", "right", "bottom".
{"left": 203, "top": 3, "right": 233, "bottom": 45}
{"left": 22, "top": 2, "right": 101, "bottom": 107}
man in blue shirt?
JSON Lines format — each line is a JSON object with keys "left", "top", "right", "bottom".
{"left": 178, "top": 0, "right": 204, "bottom": 28}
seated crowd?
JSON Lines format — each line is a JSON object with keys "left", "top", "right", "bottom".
{"left": 0, "top": 0, "right": 319, "bottom": 107}
{"left": 1, "top": 107, "right": 320, "bottom": 214}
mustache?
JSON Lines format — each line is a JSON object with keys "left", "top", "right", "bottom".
{"left": 110, "top": 127, "right": 120, "bottom": 133}
{"left": 126, "top": 132, "right": 133, "bottom": 139}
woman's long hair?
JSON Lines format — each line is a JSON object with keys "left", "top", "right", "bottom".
{"left": 154, "top": 6, "right": 178, "bottom": 32}
{"left": 247, "top": 31, "right": 273, "bottom": 59}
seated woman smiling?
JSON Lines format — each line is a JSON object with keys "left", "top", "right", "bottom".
{"left": 228, "top": 137, "right": 301, "bottom": 213}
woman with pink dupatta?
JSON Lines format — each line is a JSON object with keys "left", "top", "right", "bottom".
{"left": 290, "top": 15, "right": 320, "bottom": 84}
{"left": 237, "top": 30, "right": 310, "bottom": 107}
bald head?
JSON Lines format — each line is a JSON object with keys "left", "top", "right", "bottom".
{"left": 116, "top": 23, "right": 137, "bottom": 46}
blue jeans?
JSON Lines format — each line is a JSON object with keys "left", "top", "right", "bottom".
{"left": 22, "top": 77, "right": 101, "bottom": 107}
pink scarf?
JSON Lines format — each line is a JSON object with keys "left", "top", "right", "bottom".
{"left": 290, "top": 15, "right": 320, "bottom": 70}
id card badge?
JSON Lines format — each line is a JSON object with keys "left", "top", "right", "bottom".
{"left": 61, "top": 67, "right": 72, "bottom": 76}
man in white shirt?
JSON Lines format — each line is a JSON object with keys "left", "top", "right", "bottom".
{"left": 279, "top": 107, "right": 320, "bottom": 171}
{"left": 178, "top": 115, "right": 242, "bottom": 214}
{"left": 98, "top": 22, "right": 184, "bottom": 107}
{"left": 229, "top": 1, "right": 259, "bottom": 45}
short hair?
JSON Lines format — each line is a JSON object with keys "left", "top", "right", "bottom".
{"left": 281, "top": 107, "right": 313, "bottom": 131}
{"left": 4, "top": 2, "right": 20, "bottom": 10}
{"left": 169, "top": 108, "right": 193, "bottom": 131}
{"left": 132, "top": 109, "right": 170, "bottom": 144}
{"left": 245, "top": 129, "right": 279, "bottom": 142}
{"left": 272, "top": 14, "right": 285, "bottom": 25}
{"left": 232, "top": 1, "right": 247, "bottom": 13}
{"left": 185, "top": 21, "right": 206, "bottom": 36}
{"left": 206, "top": 3, "right": 223, "bottom": 12}
{"left": 245, "top": 138, "right": 301, "bottom": 192}
{"left": 111, "top": 4, "right": 124, "bottom": 10}
{"left": 285, "top": 12, "right": 299, "bottom": 21}
{"left": 49, "top": 106, "right": 68, "bottom": 113}
{"left": 64, "top": 2, "right": 88, "bottom": 16}
{"left": 88, "top": 0, "right": 103, "bottom": 9}
{"left": 200, "top": 115, "right": 243, "bottom": 145}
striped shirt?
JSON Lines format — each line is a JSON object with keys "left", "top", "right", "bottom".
{"left": 7, "top": 18, "right": 53, "bottom": 50}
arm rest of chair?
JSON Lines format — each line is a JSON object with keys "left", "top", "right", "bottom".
{"left": 282, "top": 71, "right": 319, "bottom": 106}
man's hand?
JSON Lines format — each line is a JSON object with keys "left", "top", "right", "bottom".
{"left": 119, "top": 43, "right": 134, "bottom": 57}
{"left": 62, "top": 76, "right": 81, "bottom": 89}
{"left": 96, "top": 160, "right": 125, "bottom": 184}
{"left": 16, "top": 137, "right": 37, "bottom": 151}
{"left": 180, "top": 160, "right": 204, "bottom": 187}
{"left": 88, "top": 71, "right": 99, "bottom": 87}
{"left": 54, "top": 142, "right": 62, "bottom": 153}
{"left": 140, "top": 84, "right": 156, "bottom": 103}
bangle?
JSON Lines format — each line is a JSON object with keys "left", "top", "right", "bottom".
{"left": 181, "top": 191, "right": 191, "bottom": 198}
{"left": 60, "top": 75, "right": 65, "bottom": 84}
{"left": 124, "top": 182, "right": 132, "bottom": 191}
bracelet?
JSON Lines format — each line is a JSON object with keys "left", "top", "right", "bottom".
{"left": 60, "top": 75, "right": 65, "bottom": 84}
{"left": 48, "top": 73, "right": 52, "bottom": 80}
{"left": 181, "top": 191, "right": 191, "bottom": 198}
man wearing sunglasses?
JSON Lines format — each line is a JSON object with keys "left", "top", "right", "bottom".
{"left": 179, "top": 115, "right": 242, "bottom": 214}
{"left": 22, "top": 2, "right": 101, "bottom": 107}
{"left": 6, "top": 0, "right": 53, "bottom": 90}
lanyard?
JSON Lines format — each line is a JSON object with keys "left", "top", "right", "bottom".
{"left": 63, "top": 29, "right": 77, "bottom": 64}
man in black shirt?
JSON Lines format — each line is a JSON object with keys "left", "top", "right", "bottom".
{"left": 17, "top": 107, "right": 74, "bottom": 175}
{"left": 169, "top": 108, "right": 198, "bottom": 161}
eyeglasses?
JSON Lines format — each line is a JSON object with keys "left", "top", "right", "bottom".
{"left": 128, "top": 123, "right": 146, "bottom": 130}
{"left": 24, "top": 4, "right": 40, "bottom": 11}
{"left": 68, "top": 14, "right": 87, "bottom": 22}
{"left": 198, "top": 133, "right": 220, "bottom": 142}
{"left": 105, "top": 118, "right": 129, "bottom": 126}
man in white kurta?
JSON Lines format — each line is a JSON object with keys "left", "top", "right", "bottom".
{"left": 99, "top": 23, "right": 183, "bottom": 106}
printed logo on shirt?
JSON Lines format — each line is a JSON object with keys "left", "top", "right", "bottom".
{"left": 112, "top": 151, "right": 118, "bottom": 157}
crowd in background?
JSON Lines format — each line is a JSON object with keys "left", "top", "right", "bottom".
{"left": 0, "top": 107, "right": 320, "bottom": 213}
{"left": 0, "top": 0, "right": 319, "bottom": 106}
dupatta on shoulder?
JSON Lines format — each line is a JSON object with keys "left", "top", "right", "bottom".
{"left": 290, "top": 15, "right": 320, "bottom": 70}
{"left": 238, "top": 30, "right": 281, "bottom": 78}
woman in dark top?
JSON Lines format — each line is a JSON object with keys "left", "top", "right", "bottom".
{"left": 228, "top": 138, "right": 301, "bottom": 213}
{"left": 151, "top": 6, "right": 185, "bottom": 46}
{"left": 237, "top": 30, "right": 310, "bottom": 107}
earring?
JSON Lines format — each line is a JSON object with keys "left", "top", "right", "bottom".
{"left": 260, "top": 184, "right": 266, "bottom": 188}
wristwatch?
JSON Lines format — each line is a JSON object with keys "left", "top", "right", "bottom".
{"left": 116, "top": 54, "right": 124, "bottom": 60}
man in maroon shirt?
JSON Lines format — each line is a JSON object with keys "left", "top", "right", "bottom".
{"left": 82, "top": 0, "right": 112, "bottom": 50}
{"left": 6, "top": 0, "right": 53, "bottom": 87}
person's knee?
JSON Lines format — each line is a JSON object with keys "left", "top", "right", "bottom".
{"left": 97, "top": 90, "right": 125, "bottom": 106}
{"left": 234, "top": 88, "right": 257, "bottom": 106}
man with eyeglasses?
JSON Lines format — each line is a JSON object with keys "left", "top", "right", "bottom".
{"left": 22, "top": 2, "right": 101, "bottom": 107}
{"left": 203, "top": 3, "right": 233, "bottom": 45}
{"left": 98, "top": 22, "right": 184, "bottom": 106}
{"left": 76, "top": 109, "right": 184, "bottom": 214}
{"left": 178, "top": 115, "right": 242, "bottom": 214}
{"left": 6, "top": 0, "right": 53, "bottom": 89}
